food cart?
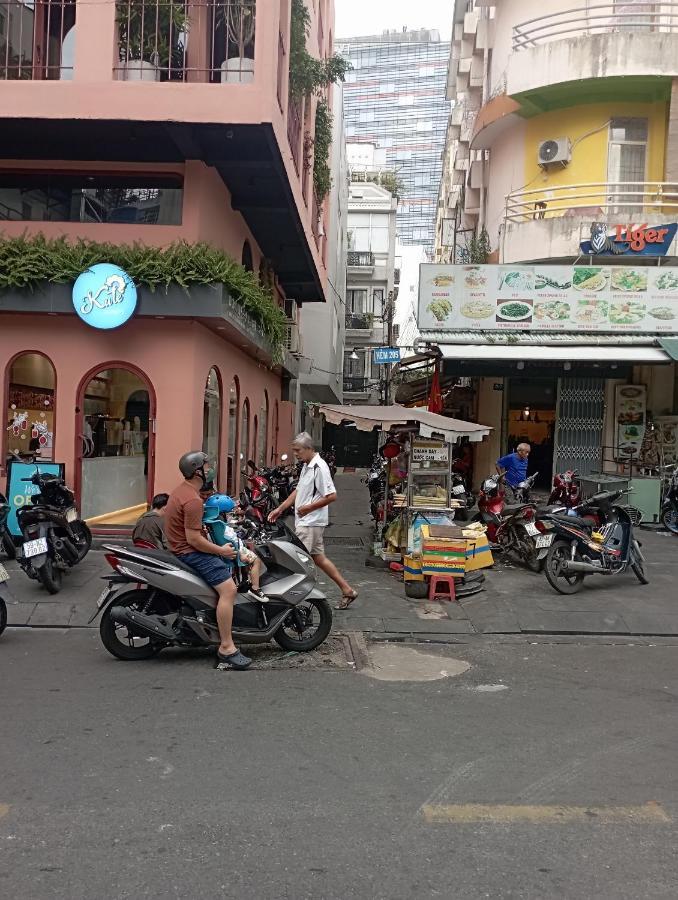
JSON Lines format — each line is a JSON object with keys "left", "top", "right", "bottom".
{"left": 313, "top": 404, "right": 494, "bottom": 596}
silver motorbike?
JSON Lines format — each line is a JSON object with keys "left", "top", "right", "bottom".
{"left": 91, "top": 532, "right": 332, "bottom": 661}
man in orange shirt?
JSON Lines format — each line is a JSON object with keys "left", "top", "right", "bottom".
{"left": 164, "top": 451, "right": 251, "bottom": 670}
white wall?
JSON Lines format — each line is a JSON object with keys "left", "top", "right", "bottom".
{"left": 485, "top": 119, "right": 526, "bottom": 258}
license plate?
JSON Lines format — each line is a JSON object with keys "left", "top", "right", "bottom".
{"left": 535, "top": 533, "right": 554, "bottom": 548}
{"left": 23, "top": 537, "right": 48, "bottom": 558}
{"left": 0, "top": 562, "right": 8, "bottom": 582}
{"left": 523, "top": 522, "right": 540, "bottom": 537}
{"left": 66, "top": 508, "right": 78, "bottom": 523}
{"left": 97, "top": 587, "right": 113, "bottom": 609}
{"left": 452, "top": 484, "right": 466, "bottom": 495}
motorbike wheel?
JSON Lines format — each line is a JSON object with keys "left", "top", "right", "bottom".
{"left": 71, "top": 521, "right": 92, "bottom": 562}
{"left": 1, "top": 529, "right": 16, "bottom": 560}
{"left": 274, "top": 597, "right": 332, "bottom": 652}
{"left": 99, "top": 589, "right": 164, "bottom": 661}
{"left": 0, "top": 598, "right": 7, "bottom": 636}
{"left": 544, "top": 541, "right": 585, "bottom": 595}
{"left": 661, "top": 506, "right": 678, "bottom": 534}
{"left": 39, "top": 558, "right": 62, "bottom": 595}
{"left": 630, "top": 542, "right": 650, "bottom": 585}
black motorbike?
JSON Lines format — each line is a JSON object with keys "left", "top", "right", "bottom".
{"left": 17, "top": 471, "right": 92, "bottom": 594}
{"left": 0, "top": 492, "right": 16, "bottom": 560}
{"left": 540, "top": 490, "right": 648, "bottom": 594}
{"left": 661, "top": 464, "right": 678, "bottom": 534}
{"left": 0, "top": 558, "right": 9, "bottom": 636}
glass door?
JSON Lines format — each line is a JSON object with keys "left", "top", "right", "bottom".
{"left": 608, "top": 118, "right": 648, "bottom": 216}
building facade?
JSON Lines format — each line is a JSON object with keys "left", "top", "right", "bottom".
{"left": 297, "top": 83, "right": 348, "bottom": 442}
{"left": 342, "top": 175, "right": 398, "bottom": 406}
{"left": 337, "top": 28, "right": 450, "bottom": 250}
{"left": 426, "top": 0, "right": 678, "bottom": 511}
{"left": 0, "top": 0, "right": 336, "bottom": 526}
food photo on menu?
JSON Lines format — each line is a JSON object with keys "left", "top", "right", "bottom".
{"left": 497, "top": 267, "right": 534, "bottom": 292}
{"left": 496, "top": 298, "right": 533, "bottom": 324}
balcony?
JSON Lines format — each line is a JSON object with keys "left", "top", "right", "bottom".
{"left": 345, "top": 312, "right": 374, "bottom": 330}
{"left": 343, "top": 376, "right": 369, "bottom": 393}
{"left": 0, "top": 0, "right": 329, "bottom": 303}
{"left": 502, "top": 180, "right": 678, "bottom": 263}
{"left": 347, "top": 251, "right": 375, "bottom": 268}
{"left": 506, "top": 3, "right": 678, "bottom": 104}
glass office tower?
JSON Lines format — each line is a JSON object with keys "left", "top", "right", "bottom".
{"left": 337, "top": 29, "right": 450, "bottom": 251}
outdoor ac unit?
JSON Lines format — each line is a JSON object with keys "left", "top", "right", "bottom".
{"left": 538, "top": 138, "right": 571, "bottom": 167}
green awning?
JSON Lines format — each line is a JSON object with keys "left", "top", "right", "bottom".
{"left": 658, "top": 338, "right": 678, "bottom": 361}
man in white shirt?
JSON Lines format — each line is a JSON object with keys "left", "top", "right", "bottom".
{"left": 269, "top": 432, "right": 358, "bottom": 609}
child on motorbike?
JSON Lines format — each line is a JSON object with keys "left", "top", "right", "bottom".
{"left": 202, "top": 494, "right": 269, "bottom": 603}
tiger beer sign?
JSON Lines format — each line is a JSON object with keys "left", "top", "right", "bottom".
{"left": 580, "top": 222, "right": 678, "bottom": 257}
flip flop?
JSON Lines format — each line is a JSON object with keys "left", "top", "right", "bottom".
{"left": 214, "top": 650, "right": 252, "bottom": 670}
{"left": 335, "top": 589, "right": 358, "bottom": 611}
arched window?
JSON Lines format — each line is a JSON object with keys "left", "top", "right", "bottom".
{"left": 202, "top": 367, "right": 221, "bottom": 485}
{"left": 259, "top": 391, "right": 269, "bottom": 466}
{"left": 239, "top": 398, "right": 250, "bottom": 471}
{"left": 5, "top": 352, "right": 56, "bottom": 463}
{"left": 227, "top": 377, "right": 239, "bottom": 494}
{"left": 252, "top": 415, "right": 258, "bottom": 467}
{"left": 272, "top": 399, "right": 279, "bottom": 464}
{"left": 241, "top": 240, "right": 253, "bottom": 273}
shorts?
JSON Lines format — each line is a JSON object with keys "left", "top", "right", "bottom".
{"left": 295, "top": 525, "right": 325, "bottom": 555}
{"left": 178, "top": 551, "right": 234, "bottom": 586}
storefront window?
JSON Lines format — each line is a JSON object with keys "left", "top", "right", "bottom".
{"left": 80, "top": 368, "right": 150, "bottom": 523}
{"left": 202, "top": 367, "right": 221, "bottom": 485}
{"left": 5, "top": 352, "right": 56, "bottom": 464}
{"left": 227, "top": 378, "right": 239, "bottom": 494}
{"left": 240, "top": 398, "right": 250, "bottom": 470}
{"left": 259, "top": 392, "right": 268, "bottom": 466}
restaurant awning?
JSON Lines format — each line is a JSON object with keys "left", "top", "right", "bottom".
{"left": 658, "top": 338, "right": 678, "bottom": 361}
{"left": 439, "top": 345, "right": 671, "bottom": 363}
{"left": 314, "top": 404, "right": 492, "bottom": 444}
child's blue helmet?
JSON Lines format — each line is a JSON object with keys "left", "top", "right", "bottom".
{"left": 203, "top": 493, "right": 236, "bottom": 522}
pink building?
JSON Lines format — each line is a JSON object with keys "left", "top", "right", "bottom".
{"left": 0, "top": 0, "right": 335, "bottom": 525}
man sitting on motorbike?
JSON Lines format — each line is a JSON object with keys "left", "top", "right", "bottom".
{"left": 496, "top": 443, "right": 531, "bottom": 497}
{"left": 164, "top": 451, "right": 251, "bottom": 671}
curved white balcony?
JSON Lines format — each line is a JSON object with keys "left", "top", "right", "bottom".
{"left": 506, "top": 4, "right": 678, "bottom": 99}
{"left": 512, "top": 3, "right": 678, "bottom": 51}
{"left": 502, "top": 181, "right": 678, "bottom": 263}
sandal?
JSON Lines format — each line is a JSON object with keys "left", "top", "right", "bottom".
{"left": 214, "top": 650, "right": 252, "bottom": 670}
{"left": 335, "top": 589, "right": 358, "bottom": 611}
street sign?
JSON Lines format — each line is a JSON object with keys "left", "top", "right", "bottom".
{"left": 372, "top": 347, "right": 401, "bottom": 364}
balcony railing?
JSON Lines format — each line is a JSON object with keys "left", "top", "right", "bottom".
{"left": 345, "top": 312, "right": 373, "bottom": 330}
{"left": 1, "top": 0, "right": 75, "bottom": 80}
{"left": 512, "top": 3, "right": 678, "bottom": 51}
{"left": 343, "top": 376, "right": 369, "bottom": 393}
{"left": 505, "top": 181, "right": 678, "bottom": 223}
{"left": 114, "top": 0, "right": 256, "bottom": 82}
{"left": 347, "top": 251, "right": 375, "bottom": 267}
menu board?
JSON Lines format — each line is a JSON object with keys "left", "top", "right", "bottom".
{"left": 418, "top": 264, "right": 678, "bottom": 333}
{"left": 614, "top": 384, "right": 646, "bottom": 458}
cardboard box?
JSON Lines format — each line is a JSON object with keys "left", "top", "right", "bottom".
{"left": 464, "top": 534, "right": 494, "bottom": 572}
{"left": 421, "top": 525, "right": 466, "bottom": 577}
{"left": 403, "top": 554, "right": 424, "bottom": 582}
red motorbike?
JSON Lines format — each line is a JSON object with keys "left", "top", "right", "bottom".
{"left": 476, "top": 472, "right": 543, "bottom": 570}
{"left": 240, "top": 461, "right": 274, "bottom": 523}
{"left": 548, "top": 470, "right": 581, "bottom": 510}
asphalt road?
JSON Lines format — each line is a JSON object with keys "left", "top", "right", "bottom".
{"left": 2, "top": 629, "right": 678, "bottom": 899}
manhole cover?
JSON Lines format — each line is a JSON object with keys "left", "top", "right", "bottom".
{"left": 323, "top": 537, "right": 365, "bottom": 548}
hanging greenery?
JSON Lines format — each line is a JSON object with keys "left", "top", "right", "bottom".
{"left": 0, "top": 234, "right": 286, "bottom": 357}
{"left": 361, "top": 171, "right": 405, "bottom": 199}
{"left": 288, "top": 0, "right": 350, "bottom": 101}
{"left": 312, "top": 99, "right": 333, "bottom": 201}
{"left": 460, "top": 227, "right": 492, "bottom": 264}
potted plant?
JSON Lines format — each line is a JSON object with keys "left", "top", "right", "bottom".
{"left": 218, "top": 0, "right": 255, "bottom": 84}
{"left": 117, "top": 0, "right": 188, "bottom": 82}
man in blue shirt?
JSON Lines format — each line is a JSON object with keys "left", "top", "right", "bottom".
{"left": 496, "top": 443, "right": 531, "bottom": 489}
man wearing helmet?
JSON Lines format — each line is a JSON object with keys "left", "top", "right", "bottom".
{"left": 164, "top": 451, "right": 251, "bottom": 670}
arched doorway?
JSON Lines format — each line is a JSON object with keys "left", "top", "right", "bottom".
{"left": 202, "top": 367, "right": 221, "bottom": 486}
{"left": 5, "top": 352, "right": 56, "bottom": 465}
{"left": 239, "top": 398, "right": 250, "bottom": 470}
{"left": 258, "top": 391, "right": 269, "bottom": 466}
{"left": 78, "top": 365, "right": 154, "bottom": 524}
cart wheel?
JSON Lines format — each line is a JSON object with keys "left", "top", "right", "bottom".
{"left": 405, "top": 581, "right": 429, "bottom": 600}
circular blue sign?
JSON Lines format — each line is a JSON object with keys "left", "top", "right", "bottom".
{"left": 72, "top": 264, "right": 137, "bottom": 330}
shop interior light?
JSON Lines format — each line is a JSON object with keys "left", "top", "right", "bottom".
{"left": 563, "top": 361, "right": 572, "bottom": 371}
{"left": 350, "top": 349, "right": 359, "bottom": 360}
{"left": 516, "top": 361, "right": 525, "bottom": 370}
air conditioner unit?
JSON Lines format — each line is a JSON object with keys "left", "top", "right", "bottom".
{"left": 538, "top": 138, "right": 571, "bottom": 167}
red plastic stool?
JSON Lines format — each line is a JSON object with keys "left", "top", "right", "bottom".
{"left": 428, "top": 574, "right": 457, "bottom": 603}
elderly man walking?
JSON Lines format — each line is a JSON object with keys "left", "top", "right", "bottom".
{"left": 269, "top": 432, "right": 358, "bottom": 610}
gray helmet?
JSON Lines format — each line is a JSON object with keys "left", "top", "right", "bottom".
{"left": 179, "top": 451, "right": 209, "bottom": 480}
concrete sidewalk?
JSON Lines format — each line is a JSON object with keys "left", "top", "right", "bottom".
{"left": 4, "top": 470, "right": 678, "bottom": 638}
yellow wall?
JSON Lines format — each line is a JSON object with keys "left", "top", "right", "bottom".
{"left": 522, "top": 101, "right": 667, "bottom": 209}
